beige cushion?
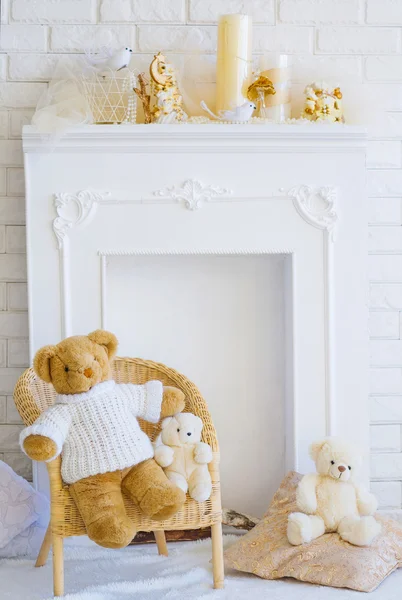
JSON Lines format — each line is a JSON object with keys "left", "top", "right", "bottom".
{"left": 224, "top": 472, "right": 402, "bottom": 592}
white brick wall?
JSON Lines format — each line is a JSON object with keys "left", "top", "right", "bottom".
{"left": 279, "top": 0, "right": 361, "bottom": 25}
{"left": 11, "top": 0, "right": 97, "bottom": 24}
{"left": 316, "top": 26, "right": 401, "bottom": 54}
{"left": 190, "top": 1, "right": 274, "bottom": 24}
{"left": 0, "top": 1, "right": 401, "bottom": 507}
{"left": 366, "top": 0, "right": 402, "bottom": 26}
{"left": 365, "top": 56, "right": 402, "bottom": 81}
{"left": 0, "top": 24, "right": 48, "bottom": 52}
{"left": 50, "top": 25, "right": 136, "bottom": 52}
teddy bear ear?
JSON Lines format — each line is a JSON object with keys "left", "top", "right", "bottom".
{"left": 161, "top": 416, "right": 173, "bottom": 429}
{"left": 88, "top": 330, "right": 118, "bottom": 359}
{"left": 33, "top": 345, "right": 56, "bottom": 383}
{"left": 309, "top": 439, "right": 330, "bottom": 461}
{"left": 195, "top": 416, "right": 203, "bottom": 431}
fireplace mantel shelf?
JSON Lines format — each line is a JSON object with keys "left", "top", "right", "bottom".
{"left": 23, "top": 124, "right": 367, "bottom": 153}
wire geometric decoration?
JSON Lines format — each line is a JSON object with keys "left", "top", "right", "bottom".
{"left": 81, "top": 67, "right": 137, "bottom": 124}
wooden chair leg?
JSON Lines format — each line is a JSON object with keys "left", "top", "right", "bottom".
{"left": 154, "top": 530, "right": 168, "bottom": 556}
{"left": 52, "top": 535, "right": 64, "bottom": 597}
{"left": 35, "top": 524, "right": 52, "bottom": 567}
{"left": 211, "top": 522, "right": 224, "bottom": 589}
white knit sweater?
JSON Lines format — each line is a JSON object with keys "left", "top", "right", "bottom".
{"left": 20, "top": 380, "right": 163, "bottom": 484}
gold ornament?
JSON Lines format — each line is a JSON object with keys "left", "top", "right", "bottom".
{"left": 302, "top": 82, "right": 344, "bottom": 123}
{"left": 247, "top": 75, "right": 276, "bottom": 100}
{"left": 247, "top": 75, "right": 276, "bottom": 116}
{"left": 149, "top": 52, "right": 187, "bottom": 123}
{"left": 149, "top": 52, "right": 172, "bottom": 87}
{"left": 133, "top": 72, "right": 152, "bottom": 124}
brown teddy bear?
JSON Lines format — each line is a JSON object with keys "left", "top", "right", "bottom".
{"left": 20, "top": 330, "right": 186, "bottom": 549}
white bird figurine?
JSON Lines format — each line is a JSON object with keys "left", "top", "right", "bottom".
{"left": 86, "top": 47, "right": 133, "bottom": 73}
{"left": 200, "top": 100, "right": 256, "bottom": 122}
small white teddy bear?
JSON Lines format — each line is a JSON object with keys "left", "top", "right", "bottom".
{"left": 287, "top": 437, "right": 381, "bottom": 547}
{"left": 153, "top": 413, "right": 213, "bottom": 502}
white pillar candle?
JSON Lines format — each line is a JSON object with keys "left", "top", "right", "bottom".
{"left": 216, "top": 14, "right": 252, "bottom": 114}
{"left": 259, "top": 54, "right": 292, "bottom": 122}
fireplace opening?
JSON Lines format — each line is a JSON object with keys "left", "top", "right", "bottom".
{"left": 106, "top": 254, "right": 288, "bottom": 517}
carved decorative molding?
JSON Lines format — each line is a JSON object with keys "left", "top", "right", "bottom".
{"left": 153, "top": 179, "right": 233, "bottom": 211}
{"left": 53, "top": 190, "right": 110, "bottom": 248}
{"left": 288, "top": 185, "right": 337, "bottom": 237}
{"left": 52, "top": 184, "right": 338, "bottom": 247}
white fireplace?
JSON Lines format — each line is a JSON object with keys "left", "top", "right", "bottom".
{"left": 23, "top": 124, "right": 368, "bottom": 516}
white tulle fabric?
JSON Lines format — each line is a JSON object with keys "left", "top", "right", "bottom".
{"left": 31, "top": 56, "right": 94, "bottom": 135}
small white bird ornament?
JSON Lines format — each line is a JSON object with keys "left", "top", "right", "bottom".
{"left": 86, "top": 47, "right": 133, "bottom": 73}
{"left": 200, "top": 100, "right": 256, "bottom": 122}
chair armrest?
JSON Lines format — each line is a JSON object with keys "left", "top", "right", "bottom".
{"left": 46, "top": 456, "right": 64, "bottom": 493}
{"left": 209, "top": 457, "right": 221, "bottom": 484}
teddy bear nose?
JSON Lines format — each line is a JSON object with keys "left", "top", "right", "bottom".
{"left": 84, "top": 368, "right": 93, "bottom": 378}
{"left": 187, "top": 432, "right": 191, "bottom": 436}
{"left": 338, "top": 465, "right": 346, "bottom": 472}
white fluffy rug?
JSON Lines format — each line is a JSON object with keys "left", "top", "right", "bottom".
{"left": 1, "top": 535, "right": 402, "bottom": 599}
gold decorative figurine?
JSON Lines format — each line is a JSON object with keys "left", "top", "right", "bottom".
{"left": 149, "top": 52, "right": 188, "bottom": 123}
{"left": 302, "top": 81, "right": 344, "bottom": 123}
{"left": 133, "top": 72, "right": 152, "bottom": 124}
{"left": 247, "top": 75, "right": 276, "bottom": 117}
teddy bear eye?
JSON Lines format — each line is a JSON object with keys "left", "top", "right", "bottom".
{"left": 64, "top": 366, "right": 69, "bottom": 372}
{"left": 348, "top": 466, "right": 351, "bottom": 470}
{"left": 177, "top": 428, "right": 180, "bottom": 432}
{"left": 331, "top": 460, "right": 335, "bottom": 465}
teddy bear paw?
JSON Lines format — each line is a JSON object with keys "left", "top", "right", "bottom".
{"left": 154, "top": 445, "right": 174, "bottom": 468}
{"left": 22, "top": 434, "right": 58, "bottom": 462}
{"left": 359, "top": 494, "right": 378, "bottom": 516}
{"left": 287, "top": 512, "right": 315, "bottom": 545}
{"left": 160, "top": 387, "right": 186, "bottom": 418}
{"left": 190, "top": 482, "right": 212, "bottom": 503}
{"left": 194, "top": 443, "right": 212, "bottom": 464}
{"left": 87, "top": 514, "right": 136, "bottom": 549}
{"left": 140, "top": 483, "right": 186, "bottom": 521}
{"left": 338, "top": 516, "right": 381, "bottom": 547}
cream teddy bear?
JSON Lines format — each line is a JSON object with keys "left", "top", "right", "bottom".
{"left": 287, "top": 437, "right": 381, "bottom": 547}
{"left": 153, "top": 413, "right": 213, "bottom": 502}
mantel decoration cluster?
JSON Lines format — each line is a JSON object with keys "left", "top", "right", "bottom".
{"left": 30, "top": 13, "right": 345, "bottom": 131}
{"left": 133, "top": 14, "right": 298, "bottom": 125}
{"left": 133, "top": 13, "right": 343, "bottom": 126}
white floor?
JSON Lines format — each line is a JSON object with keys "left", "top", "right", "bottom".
{"left": 1, "top": 535, "right": 402, "bottom": 600}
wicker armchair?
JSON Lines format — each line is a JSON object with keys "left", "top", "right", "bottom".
{"left": 13, "top": 357, "right": 224, "bottom": 597}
